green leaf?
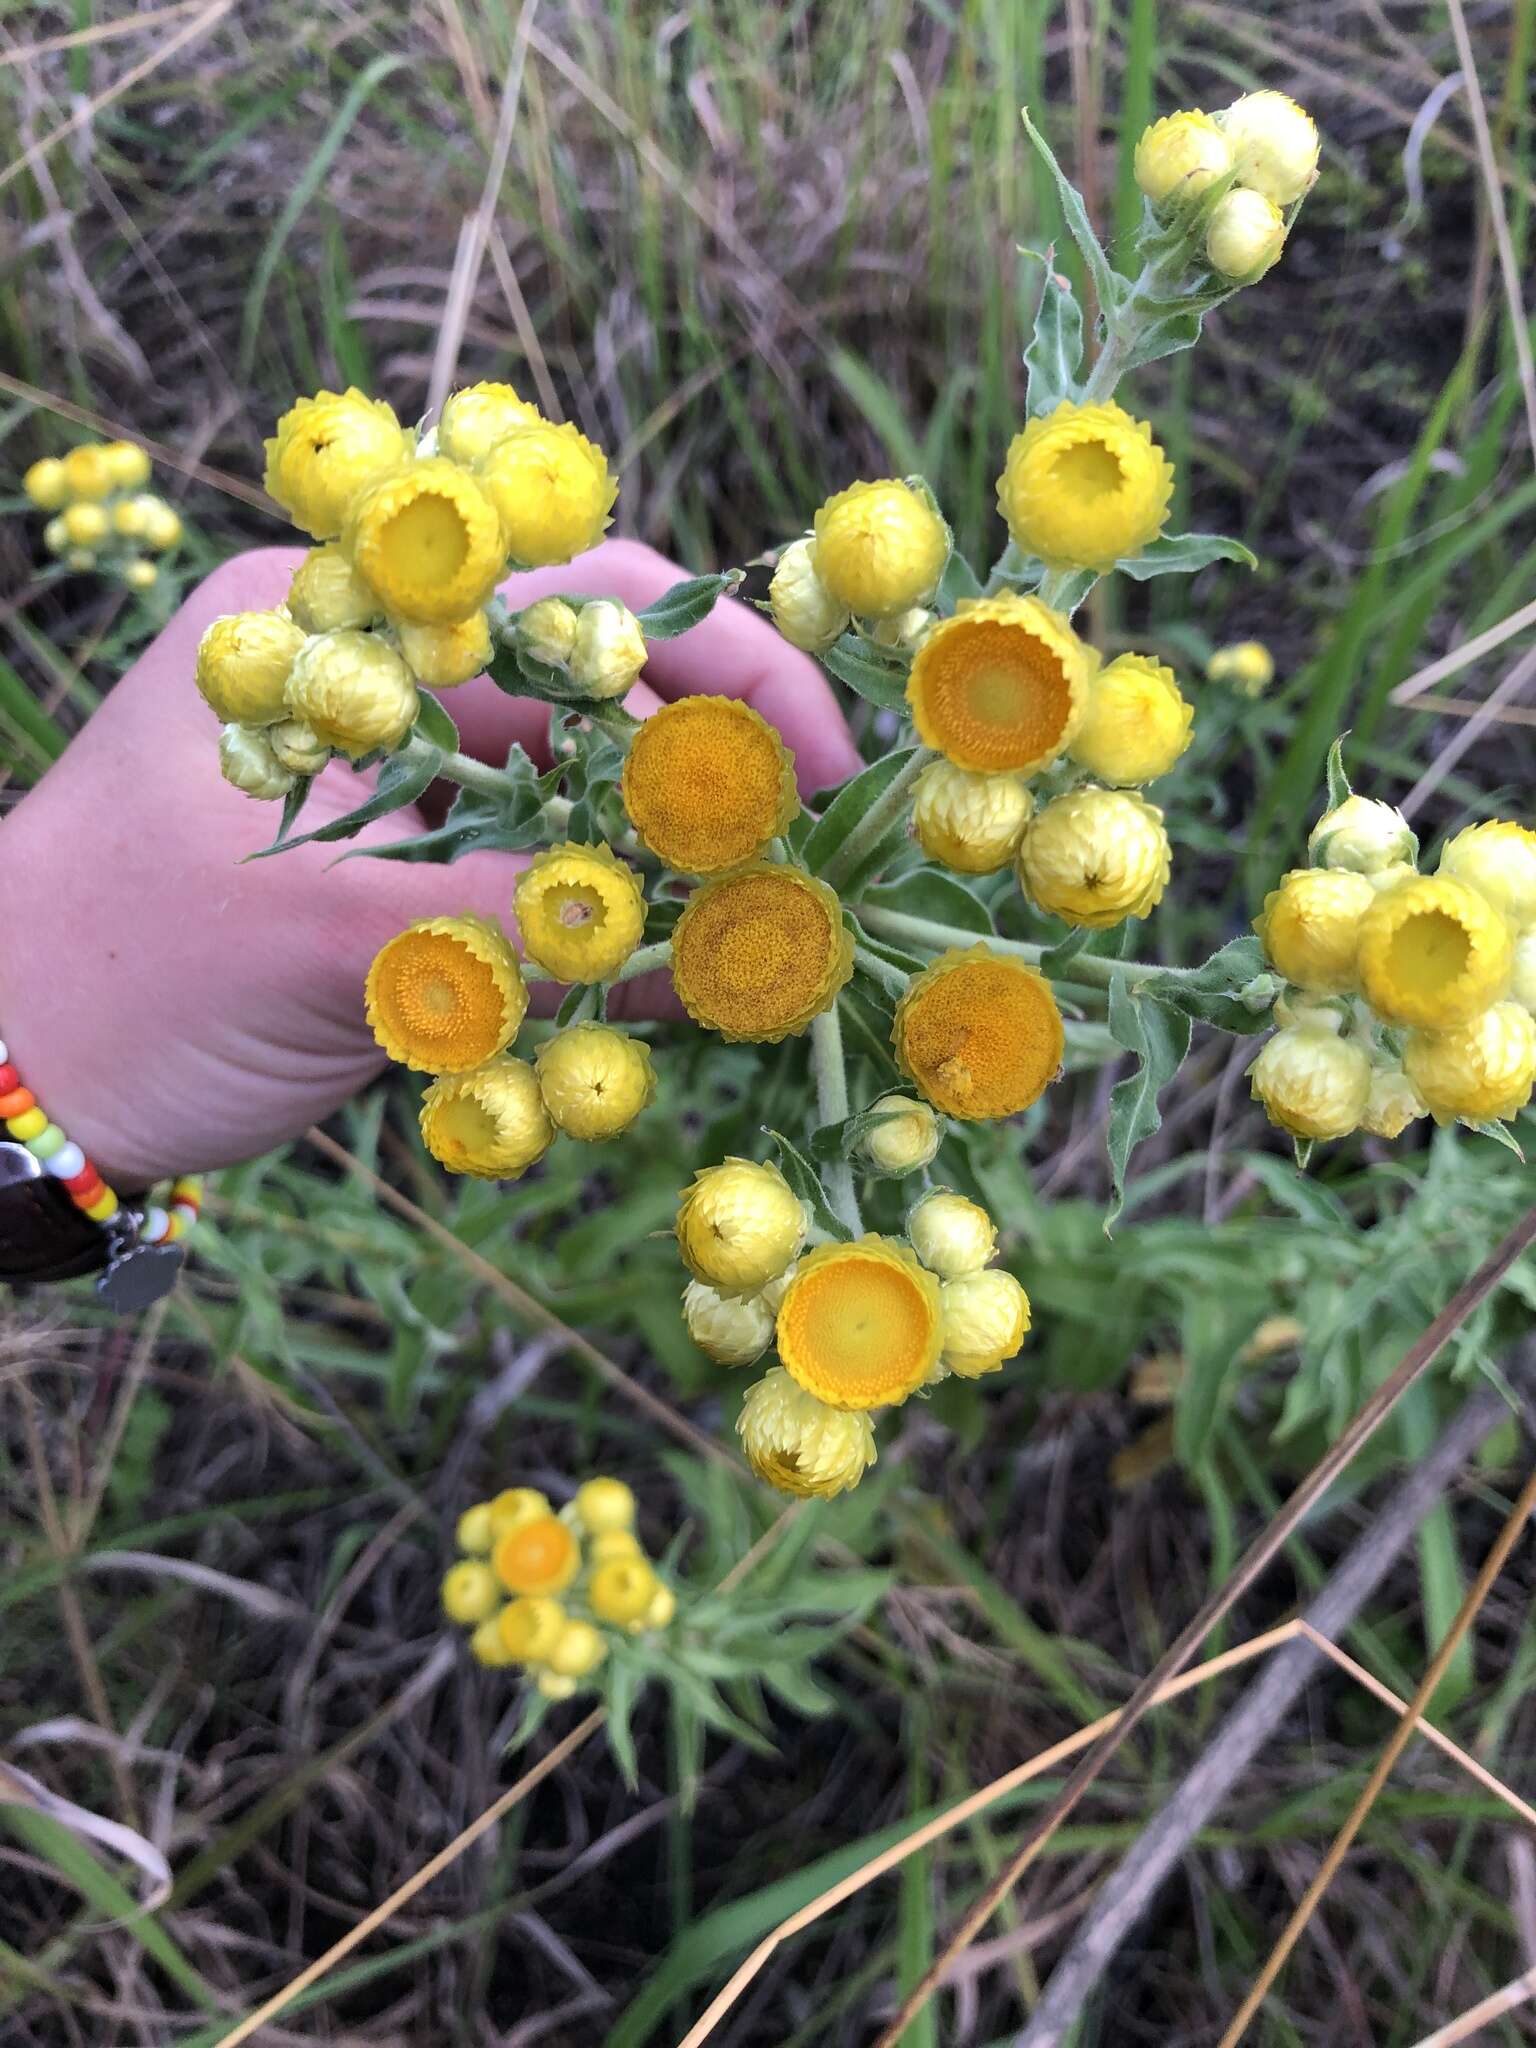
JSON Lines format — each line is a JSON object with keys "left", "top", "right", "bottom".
{"left": 1115, "top": 531, "right": 1257, "bottom": 581}
{"left": 1038, "top": 925, "right": 1095, "bottom": 977}
{"left": 269, "top": 775, "right": 314, "bottom": 846}
{"left": 1119, "top": 281, "right": 1238, "bottom": 374}
{"left": 829, "top": 350, "right": 925, "bottom": 473}
{"left": 250, "top": 746, "right": 441, "bottom": 859}
{"left": 1020, "top": 104, "right": 1128, "bottom": 323}
{"left": 636, "top": 571, "right": 743, "bottom": 639}
{"left": 1465, "top": 1118, "right": 1527, "bottom": 1161}
{"left": 1135, "top": 936, "right": 1280, "bottom": 1035}
{"left": 1325, "top": 734, "right": 1353, "bottom": 811}
{"left": 412, "top": 689, "right": 459, "bottom": 752}
{"left": 937, "top": 549, "right": 983, "bottom": 609}
{"left": 820, "top": 634, "right": 911, "bottom": 712}
{"left": 803, "top": 748, "right": 920, "bottom": 886}
{"left": 764, "top": 1129, "right": 851, "bottom": 1240}
{"left": 1104, "top": 976, "right": 1192, "bottom": 1231}
{"left": 861, "top": 870, "right": 993, "bottom": 937}
{"left": 1023, "top": 257, "right": 1085, "bottom": 415}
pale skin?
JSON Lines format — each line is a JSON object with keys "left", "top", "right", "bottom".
{"left": 0, "top": 539, "right": 862, "bottom": 1189}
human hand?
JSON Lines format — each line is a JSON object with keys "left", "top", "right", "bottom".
{"left": 0, "top": 540, "right": 862, "bottom": 1187}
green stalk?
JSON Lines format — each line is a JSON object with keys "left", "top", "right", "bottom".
{"left": 820, "top": 748, "right": 935, "bottom": 895}
{"left": 853, "top": 904, "right": 1191, "bottom": 991}
{"left": 810, "top": 1004, "right": 862, "bottom": 1235}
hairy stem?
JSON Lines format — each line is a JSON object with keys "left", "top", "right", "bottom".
{"left": 810, "top": 1004, "right": 862, "bottom": 1235}
{"left": 426, "top": 742, "right": 519, "bottom": 799}
{"left": 820, "top": 748, "right": 934, "bottom": 895}
{"left": 853, "top": 904, "right": 1191, "bottom": 990}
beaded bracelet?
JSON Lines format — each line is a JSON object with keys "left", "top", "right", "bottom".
{"left": 0, "top": 1033, "right": 202, "bottom": 1282}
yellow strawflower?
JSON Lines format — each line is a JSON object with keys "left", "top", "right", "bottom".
{"left": 1206, "top": 189, "right": 1287, "bottom": 281}
{"left": 1361, "top": 1067, "right": 1426, "bottom": 1140}
{"left": 910, "top": 763, "right": 1029, "bottom": 879}
{"left": 1254, "top": 867, "right": 1374, "bottom": 995}
{"left": 1134, "top": 110, "right": 1233, "bottom": 207}
{"left": 456, "top": 1503, "right": 494, "bottom": 1553}
{"left": 776, "top": 1237, "right": 942, "bottom": 1409}
{"left": 365, "top": 913, "right": 527, "bottom": 1072}
{"left": 1513, "top": 934, "right": 1536, "bottom": 1014}
{"left": 1018, "top": 786, "right": 1171, "bottom": 927}
{"left": 906, "top": 1189, "right": 997, "bottom": 1278}
{"left": 534, "top": 1024, "right": 655, "bottom": 1139}
{"left": 102, "top": 440, "right": 151, "bottom": 489}
{"left": 22, "top": 457, "right": 68, "bottom": 509}
{"left": 513, "top": 841, "right": 647, "bottom": 984}
{"left": 62, "top": 502, "right": 109, "bottom": 547}
{"left": 61, "top": 444, "right": 115, "bottom": 501}
{"left": 1403, "top": 1003, "right": 1536, "bottom": 1126}
{"left": 906, "top": 593, "right": 1092, "bottom": 775}
{"left": 1207, "top": 640, "right": 1274, "bottom": 695}
{"left": 41, "top": 517, "right": 66, "bottom": 554}
{"left": 1219, "top": 90, "right": 1320, "bottom": 205}
{"left": 494, "top": 1513, "right": 580, "bottom": 1597}
{"left": 518, "top": 596, "right": 579, "bottom": 666}
{"left": 569, "top": 599, "right": 648, "bottom": 699}
{"left": 997, "top": 400, "right": 1174, "bottom": 572}
{"left": 344, "top": 458, "right": 505, "bottom": 625}
{"left": 939, "top": 1267, "right": 1031, "bottom": 1377}
{"left": 196, "top": 610, "right": 308, "bottom": 725}
{"left": 1307, "top": 795, "right": 1415, "bottom": 875}
{"left": 113, "top": 498, "right": 150, "bottom": 539}
{"left": 441, "top": 1560, "right": 501, "bottom": 1624}
{"left": 396, "top": 611, "right": 493, "bottom": 688}
{"left": 420, "top": 1058, "right": 554, "bottom": 1179}
{"left": 893, "top": 946, "right": 1063, "bottom": 1120}
{"left": 285, "top": 628, "right": 419, "bottom": 757}
{"left": 267, "top": 717, "right": 330, "bottom": 776}
{"left": 644, "top": 1585, "right": 677, "bottom": 1628}
{"left": 123, "top": 560, "right": 158, "bottom": 592}
{"left": 537, "top": 1671, "right": 579, "bottom": 1700}
{"left": 264, "top": 387, "right": 410, "bottom": 539}
{"left": 65, "top": 548, "right": 97, "bottom": 571}
{"left": 682, "top": 1279, "right": 776, "bottom": 1367}
{"left": 588, "top": 1529, "right": 642, "bottom": 1564}
{"left": 572, "top": 1477, "right": 635, "bottom": 1534}
{"left": 675, "top": 1157, "right": 806, "bottom": 1296}
{"left": 768, "top": 536, "right": 849, "bottom": 652}
{"left": 286, "top": 544, "right": 380, "bottom": 633}
{"left": 547, "top": 1620, "right": 608, "bottom": 1679}
{"left": 470, "top": 1616, "right": 518, "bottom": 1666}
{"left": 437, "top": 380, "right": 543, "bottom": 467}
{"left": 1437, "top": 820, "right": 1536, "bottom": 931}
{"left": 498, "top": 1595, "right": 567, "bottom": 1662}
{"left": 737, "top": 1368, "right": 877, "bottom": 1498}
{"left": 812, "top": 479, "right": 949, "bottom": 618}
{"left": 589, "top": 1556, "right": 659, "bottom": 1624}
{"left": 218, "top": 724, "right": 295, "bottom": 801}
{"left": 621, "top": 696, "right": 798, "bottom": 875}
{"left": 1070, "top": 653, "right": 1193, "bottom": 786}
{"left": 671, "top": 865, "right": 853, "bottom": 1042}
{"left": 477, "top": 419, "right": 617, "bottom": 565}
{"left": 857, "top": 1094, "right": 942, "bottom": 1176}
{"left": 1357, "top": 874, "right": 1512, "bottom": 1029}
{"left": 139, "top": 498, "right": 182, "bottom": 550}
{"left": 1249, "top": 1022, "right": 1371, "bottom": 1141}
{"left": 488, "top": 1487, "right": 551, "bottom": 1537}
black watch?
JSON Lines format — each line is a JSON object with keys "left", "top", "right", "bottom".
{"left": 0, "top": 1142, "right": 186, "bottom": 1307}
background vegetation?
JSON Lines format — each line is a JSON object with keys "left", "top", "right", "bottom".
{"left": 2, "top": 2, "right": 1535, "bottom": 2042}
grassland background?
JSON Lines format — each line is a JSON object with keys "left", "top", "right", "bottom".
{"left": 2, "top": 2, "right": 1536, "bottom": 2043}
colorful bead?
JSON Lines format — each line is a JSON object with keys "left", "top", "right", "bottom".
{"left": 45, "top": 1142, "right": 86, "bottom": 1180}
{"left": 62, "top": 1165, "right": 103, "bottom": 1199}
{"left": 26, "top": 1123, "right": 66, "bottom": 1160}
{"left": 141, "top": 1206, "right": 170, "bottom": 1244}
{"left": 6, "top": 1106, "right": 47, "bottom": 1142}
{"left": 0, "top": 1086, "right": 35, "bottom": 1119}
{"left": 0, "top": 1063, "right": 17, "bottom": 1093}
{"left": 0, "top": 1040, "right": 9, "bottom": 1064}
{"left": 82, "top": 1188, "right": 119, "bottom": 1224}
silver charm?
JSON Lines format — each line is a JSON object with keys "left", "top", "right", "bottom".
{"left": 96, "top": 1213, "right": 184, "bottom": 1310}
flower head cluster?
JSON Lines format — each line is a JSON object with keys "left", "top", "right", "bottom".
{"left": 1135, "top": 91, "right": 1320, "bottom": 282}
{"left": 364, "top": 904, "right": 655, "bottom": 1176}
{"left": 442, "top": 1474, "right": 676, "bottom": 1698}
{"left": 25, "top": 439, "right": 181, "bottom": 588}
{"left": 1251, "top": 791, "right": 1536, "bottom": 1141}
{"left": 200, "top": 382, "right": 620, "bottom": 798}
{"left": 1207, "top": 640, "right": 1275, "bottom": 697}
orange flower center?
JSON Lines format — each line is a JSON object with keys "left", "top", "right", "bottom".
{"left": 673, "top": 870, "right": 835, "bottom": 1035}
{"left": 375, "top": 932, "right": 505, "bottom": 1058}
{"left": 494, "top": 1515, "right": 577, "bottom": 1594}
{"left": 623, "top": 698, "right": 794, "bottom": 873}
{"left": 779, "top": 1256, "right": 935, "bottom": 1407}
{"left": 900, "top": 959, "right": 1062, "bottom": 1118}
{"left": 917, "top": 618, "right": 1075, "bottom": 772}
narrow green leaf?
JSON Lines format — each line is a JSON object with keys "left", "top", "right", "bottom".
{"left": 829, "top": 350, "right": 925, "bottom": 474}
{"left": 1135, "top": 936, "right": 1279, "bottom": 1035}
{"left": 860, "top": 870, "right": 993, "bottom": 937}
{"left": 803, "top": 748, "right": 919, "bottom": 884}
{"left": 1115, "top": 531, "right": 1257, "bottom": 580}
{"left": 1324, "top": 734, "right": 1353, "bottom": 811}
{"left": 764, "top": 1129, "right": 850, "bottom": 1240}
{"left": 636, "top": 571, "right": 743, "bottom": 639}
{"left": 249, "top": 746, "right": 439, "bottom": 859}
{"left": 1104, "top": 978, "right": 1192, "bottom": 1231}
{"left": 820, "top": 634, "right": 911, "bottom": 712}
{"left": 937, "top": 549, "right": 983, "bottom": 608}
{"left": 1019, "top": 105, "right": 1127, "bottom": 322}
{"left": 1022, "top": 257, "right": 1085, "bottom": 416}
{"left": 269, "top": 775, "right": 314, "bottom": 847}
{"left": 412, "top": 689, "right": 459, "bottom": 752}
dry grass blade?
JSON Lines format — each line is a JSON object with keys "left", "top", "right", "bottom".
{"left": 1217, "top": 1459, "right": 1536, "bottom": 2044}
{"left": 1409, "top": 1965, "right": 1536, "bottom": 2047}
{"left": 870, "top": 1204, "right": 1536, "bottom": 2048}
{"left": 0, "top": 1, "right": 209, "bottom": 67}
{"left": 1401, "top": 643, "right": 1536, "bottom": 816}
{"left": 1389, "top": 595, "right": 1536, "bottom": 704}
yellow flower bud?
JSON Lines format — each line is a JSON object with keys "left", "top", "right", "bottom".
{"left": 42, "top": 516, "right": 67, "bottom": 554}
{"left": 1438, "top": 820, "right": 1536, "bottom": 932}
{"left": 498, "top": 1595, "right": 567, "bottom": 1662}
{"left": 907, "top": 1189, "right": 997, "bottom": 1278}
{"left": 1017, "top": 786, "right": 1171, "bottom": 927}
{"left": 675, "top": 1158, "right": 806, "bottom": 1296}
{"left": 1513, "top": 933, "right": 1536, "bottom": 1014}
{"left": 488, "top": 1488, "right": 551, "bottom": 1537}
{"left": 572, "top": 1477, "right": 635, "bottom": 1534}
{"left": 61, "top": 444, "right": 115, "bottom": 501}
{"left": 940, "top": 1267, "right": 1031, "bottom": 1378}
{"left": 569, "top": 599, "right": 647, "bottom": 698}
{"left": 1134, "top": 110, "right": 1233, "bottom": 207}
{"left": 537, "top": 1670, "right": 579, "bottom": 1700}
{"left": 1360, "top": 1067, "right": 1426, "bottom": 1140}
{"left": 547, "top": 1619, "right": 608, "bottom": 1679}
{"left": 139, "top": 499, "right": 182, "bottom": 551}
{"left": 441, "top": 1559, "right": 501, "bottom": 1624}
{"left": 871, "top": 607, "right": 934, "bottom": 649}
{"left": 1218, "top": 90, "right": 1320, "bottom": 206}
{"left": 737, "top": 1367, "right": 877, "bottom": 1498}
{"left": 396, "top": 610, "right": 492, "bottom": 688}
{"left": 113, "top": 498, "right": 150, "bottom": 539}
{"left": 198, "top": 614, "right": 308, "bottom": 725}
{"left": 1249, "top": 1023, "right": 1371, "bottom": 1141}
{"left": 1205, "top": 189, "right": 1287, "bottom": 281}
{"left": 514, "top": 842, "right": 647, "bottom": 985}
{"left": 1070, "top": 653, "right": 1194, "bottom": 786}
{"left": 518, "top": 596, "right": 579, "bottom": 666}
{"left": 456, "top": 1503, "right": 494, "bottom": 1554}
{"left": 22, "top": 457, "right": 68, "bottom": 509}
{"left": 65, "top": 548, "right": 96, "bottom": 571}
{"left": 589, "top": 1556, "right": 659, "bottom": 1625}
{"left": 287, "top": 543, "right": 380, "bottom": 633}
{"left": 438, "top": 380, "right": 542, "bottom": 467}
{"left": 682, "top": 1278, "right": 776, "bottom": 1367}
{"left": 857, "top": 1094, "right": 942, "bottom": 1176}
{"left": 912, "top": 760, "right": 1033, "bottom": 874}
{"left": 267, "top": 716, "right": 331, "bottom": 777}
{"left": 284, "top": 628, "right": 419, "bottom": 758}
{"left": 421, "top": 1058, "right": 554, "bottom": 1179}
{"left": 768, "top": 536, "right": 850, "bottom": 652}
{"left": 1403, "top": 1003, "right": 1536, "bottom": 1126}
{"left": 477, "top": 419, "right": 617, "bottom": 566}
{"left": 643, "top": 1584, "right": 677, "bottom": 1629}
{"left": 470, "top": 1615, "right": 518, "bottom": 1666}
{"left": 1357, "top": 874, "right": 1512, "bottom": 1029}
{"left": 263, "top": 387, "right": 411, "bottom": 540}
{"left": 123, "top": 559, "right": 158, "bottom": 592}
{"left": 997, "top": 401, "right": 1173, "bottom": 573}
{"left": 1254, "top": 867, "right": 1374, "bottom": 995}
{"left": 62, "top": 501, "right": 109, "bottom": 546}
{"left": 102, "top": 440, "right": 151, "bottom": 490}
{"left": 812, "top": 480, "right": 949, "bottom": 619}
{"left": 1308, "top": 795, "right": 1416, "bottom": 876}
{"left": 218, "top": 723, "right": 296, "bottom": 801}
{"left": 589, "top": 1529, "right": 642, "bottom": 1563}
{"left": 1207, "top": 640, "right": 1274, "bottom": 695}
